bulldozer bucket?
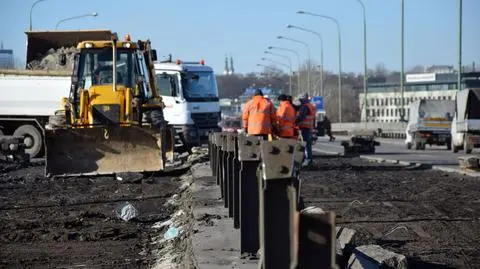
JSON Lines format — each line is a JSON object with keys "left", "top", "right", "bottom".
{"left": 45, "top": 125, "right": 169, "bottom": 177}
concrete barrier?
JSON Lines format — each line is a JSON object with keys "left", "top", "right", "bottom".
{"left": 331, "top": 122, "right": 407, "bottom": 140}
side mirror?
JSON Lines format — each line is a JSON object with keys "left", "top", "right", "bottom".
{"left": 137, "top": 40, "right": 144, "bottom": 50}
{"left": 71, "top": 75, "right": 78, "bottom": 84}
{"left": 59, "top": 53, "right": 67, "bottom": 66}
{"left": 151, "top": 49, "right": 158, "bottom": 61}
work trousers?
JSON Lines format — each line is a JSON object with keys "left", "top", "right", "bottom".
{"left": 300, "top": 128, "right": 313, "bottom": 162}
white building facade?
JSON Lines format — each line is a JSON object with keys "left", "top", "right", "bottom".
{"left": 359, "top": 72, "right": 458, "bottom": 123}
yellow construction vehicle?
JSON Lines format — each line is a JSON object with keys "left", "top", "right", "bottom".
{"left": 45, "top": 33, "right": 174, "bottom": 177}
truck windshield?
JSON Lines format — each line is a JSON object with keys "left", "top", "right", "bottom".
{"left": 181, "top": 71, "right": 219, "bottom": 102}
{"left": 77, "top": 48, "right": 138, "bottom": 89}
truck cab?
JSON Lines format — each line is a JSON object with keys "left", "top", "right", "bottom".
{"left": 154, "top": 59, "right": 221, "bottom": 146}
{"left": 451, "top": 72, "right": 480, "bottom": 153}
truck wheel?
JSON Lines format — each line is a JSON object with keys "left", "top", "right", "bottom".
{"left": 406, "top": 142, "right": 412, "bottom": 150}
{"left": 447, "top": 142, "right": 452, "bottom": 150}
{"left": 464, "top": 139, "right": 472, "bottom": 154}
{"left": 13, "top": 125, "right": 42, "bottom": 158}
{"left": 452, "top": 144, "right": 459, "bottom": 153}
{"left": 415, "top": 141, "right": 421, "bottom": 150}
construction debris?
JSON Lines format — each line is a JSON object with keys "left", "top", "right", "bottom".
{"left": 27, "top": 46, "right": 78, "bottom": 71}
{"left": 347, "top": 245, "right": 408, "bottom": 269}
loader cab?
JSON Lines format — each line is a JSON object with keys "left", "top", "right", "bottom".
{"left": 68, "top": 40, "right": 154, "bottom": 126}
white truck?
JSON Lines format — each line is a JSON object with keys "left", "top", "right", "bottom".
{"left": 405, "top": 99, "right": 455, "bottom": 150}
{"left": 0, "top": 30, "right": 113, "bottom": 158}
{"left": 154, "top": 58, "right": 221, "bottom": 147}
{"left": 451, "top": 72, "right": 480, "bottom": 153}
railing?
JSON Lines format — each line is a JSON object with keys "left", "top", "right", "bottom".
{"left": 208, "top": 132, "right": 337, "bottom": 269}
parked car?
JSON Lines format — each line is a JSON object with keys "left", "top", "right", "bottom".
{"left": 220, "top": 118, "right": 242, "bottom": 134}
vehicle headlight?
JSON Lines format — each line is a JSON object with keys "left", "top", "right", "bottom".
{"left": 123, "top": 43, "right": 131, "bottom": 48}
{"left": 85, "top": 43, "right": 93, "bottom": 48}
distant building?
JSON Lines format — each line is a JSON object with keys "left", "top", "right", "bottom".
{"left": 0, "top": 42, "right": 14, "bottom": 69}
{"left": 359, "top": 67, "right": 459, "bottom": 123}
{"left": 223, "top": 55, "right": 229, "bottom": 75}
{"left": 223, "top": 55, "right": 235, "bottom": 75}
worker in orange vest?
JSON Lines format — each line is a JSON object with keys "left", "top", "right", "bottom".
{"left": 296, "top": 93, "right": 316, "bottom": 166}
{"left": 275, "top": 94, "right": 296, "bottom": 138}
{"left": 242, "top": 89, "right": 277, "bottom": 140}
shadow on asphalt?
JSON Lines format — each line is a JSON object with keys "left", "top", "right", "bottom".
{"left": 407, "top": 259, "right": 456, "bottom": 269}
{"left": 305, "top": 164, "right": 432, "bottom": 172}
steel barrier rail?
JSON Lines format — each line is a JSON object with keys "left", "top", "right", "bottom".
{"left": 258, "top": 139, "right": 299, "bottom": 268}
{"left": 237, "top": 134, "right": 262, "bottom": 256}
{"left": 208, "top": 132, "right": 336, "bottom": 268}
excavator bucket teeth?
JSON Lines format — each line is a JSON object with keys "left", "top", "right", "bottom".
{"left": 45, "top": 126, "right": 167, "bottom": 177}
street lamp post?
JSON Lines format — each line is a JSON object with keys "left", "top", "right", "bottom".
{"left": 265, "top": 51, "right": 293, "bottom": 95}
{"left": 268, "top": 46, "right": 302, "bottom": 94}
{"left": 298, "top": 10, "right": 343, "bottom": 123}
{"left": 355, "top": 0, "right": 368, "bottom": 124}
{"left": 277, "top": 36, "right": 311, "bottom": 96}
{"left": 400, "top": 0, "right": 405, "bottom": 121}
{"left": 261, "top": 58, "right": 293, "bottom": 95}
{"left": 458, "top": 0, "right": 463, "bottom": 92}
{"left": 286, "top": 24, "right": 324, "bottom": 96}
{"left": 30, "top": 0, "right": 48, "bottom": 31}
{"left": 55, "top": 12, "right": 98, "bottom": 30}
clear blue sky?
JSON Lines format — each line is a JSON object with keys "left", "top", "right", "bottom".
{"left": 1, "top": 0, "right": 479, "bottom": 74}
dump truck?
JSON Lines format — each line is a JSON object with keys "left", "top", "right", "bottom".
{"left": 451, "top": 72, "right": 480, "bottom": 153}
{"left": 0, "top": 30, "right": 114, "bottom": 158}
{"left": 44, "top": 33, "right": 174, "bottom": 177}
{"left": 154, "top": 57, "right": 221, "bottom": 149}
{"left": 405, "top": 99, "right": 455, "bottom": 150}
{"left": 341, "top": 130, "right": 380, "bottom": 154}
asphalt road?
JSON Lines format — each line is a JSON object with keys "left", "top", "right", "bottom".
{"left": 313, "top": 136, "right": 480, "bottom": 175}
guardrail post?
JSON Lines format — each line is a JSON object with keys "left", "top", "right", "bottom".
{"left": 291, "top": 139, "right": 306, "bottom": 207}
{"left": 237, "top": 134, "right": 262, "bottom": 256}
{"left": 217, "top": 133, "right": 225, "bottom": 196}
{"left": 232, "top": 134, "right": 241, "bottom": 229}
{"left": 221, "top": 133, "right": 229, "bottom": 207}
{"left": 209, "top": 133, "right": 216, "bottom": 176}
{"left": 295, "top": 207, "right": 337, "bottom": 269}
{"left": 258, "top": 139, "right": 301, "bottom": 269}
{"left": 225, "top": 133, "right": 235, "bottom": 217}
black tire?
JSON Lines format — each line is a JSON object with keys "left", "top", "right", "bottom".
{"left": 415, "top": 141, "right": 421, "bottom": 150}
{"left": 406, "top": 142, "right": 412, "bottom": 150}
{"left": 464, "top": 138, "right": 472, "bottom": 154}
{"left": 447, "top": 141, "right": 452, "bottom": 150}
{"left": 13, "top": 124, "right": 42, "bottom": 158}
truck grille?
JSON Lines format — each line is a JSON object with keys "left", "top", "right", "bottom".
{"left": 92, "top": 104, "right": 120, "bottom": 125}
{"left": 191, "top": 112, "right": 220, "bottom": 127}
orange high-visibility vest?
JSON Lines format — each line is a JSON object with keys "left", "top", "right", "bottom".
{"left": 276, "top": 101, "right": 296, "bottom": 138}
{"left": 297, "top": 102, "right": 316, "bottom": 129}
{"left": 242, "top": 96, "right": 276, "bottom": 135}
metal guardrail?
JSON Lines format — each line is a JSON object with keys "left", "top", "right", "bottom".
{"left": 208, "top": 132, "right": 337, "bottom": 269}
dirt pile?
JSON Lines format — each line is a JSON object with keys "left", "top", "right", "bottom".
{"left": 300, "top": 155, "right": 480, "bottom": 269}
{"left": 28, "top": 46, "right": 78, "bottom": 71}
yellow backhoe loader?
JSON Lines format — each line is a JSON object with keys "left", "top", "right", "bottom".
{"left": 45, "top": 33, "right": 174, "bottom": 177}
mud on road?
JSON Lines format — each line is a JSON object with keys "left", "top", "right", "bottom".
{"left": 0, "top": 161, "right": 189, "bottom": 269}
{"left": 300, "top": 155, "right": 480, "bottom": 269}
